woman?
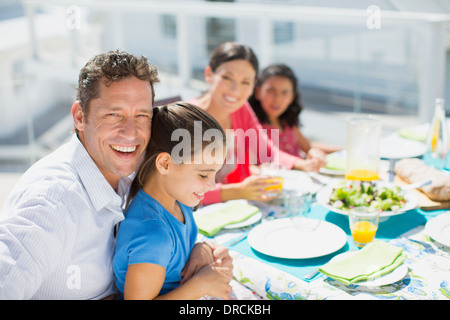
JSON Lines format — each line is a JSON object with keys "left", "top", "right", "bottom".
{"left": 190, "top": 42, "right": 326, "bottom": 205}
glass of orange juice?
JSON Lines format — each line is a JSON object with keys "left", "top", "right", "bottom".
{"left": 263, "top": 177, "right": 283, "bottom": 191}
{"left": 345, "top": 115, "right": 381, "bottom": 181}
{"left": 348, "top": 207, "right": 380, "bottom": 248}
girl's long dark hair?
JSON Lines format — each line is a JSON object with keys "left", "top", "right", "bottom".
{"left": 248, "top": 64, "right": 304, "bottom": 129}
{"left": 126, "top": 102, "right": 226, "bottom": 208}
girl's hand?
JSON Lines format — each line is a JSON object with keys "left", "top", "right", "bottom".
{"left": 306, "top": 147, "right": 327, "bottom": 167}
{"left": 294, "top": 157, "right": 323, "bottom": 172}
{"left": 192, "top": 261, "right": 233, "bottom": 300}
{"left": 180, "top": 242, "right": 214, "bottom": 284}
{"left": 180, "top": 241, "right": 233, "bottom": 284}
{"left": 205, "top": 239, "right": 233, "bottom": 270}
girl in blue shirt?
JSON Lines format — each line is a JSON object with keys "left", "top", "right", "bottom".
{"left": 113, "top": 102, "right": 231, "bottom": 300}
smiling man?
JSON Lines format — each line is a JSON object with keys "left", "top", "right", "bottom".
{"left": 0, "top": 51, "right": 158, "bottom": 299}
{"left": 0, "top": 50, "right": 231, "bottom": 300}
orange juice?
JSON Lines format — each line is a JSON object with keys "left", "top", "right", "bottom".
{"left": 263, "top": 177, "right": 283, "bottom": 191}
{"left": 350, "top": 221, "right": 378, "bottom": 247}
{"left": 345, "top": 169, "right": 379, "bottom": 181}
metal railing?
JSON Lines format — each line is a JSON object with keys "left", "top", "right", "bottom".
{"left": 2, "top": 0, "right": 449, "bottom": 164}
{"left": 21, "top": 0, "right": 450, "bottom": 121}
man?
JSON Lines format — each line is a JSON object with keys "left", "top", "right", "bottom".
{"left": 0, "top": 50, "right": 231, "bottom": 299}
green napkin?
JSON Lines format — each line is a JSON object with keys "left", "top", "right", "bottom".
{"left": 319, "top": 240, "right": 406, "bottom": 285}
{"left": 326, "top": 153, "right": 346, "bottom": 171}
{"left": 397, "top": 127, "right": 427, "bottom": 142}
{"left": 195, "top": 202, "right": 260, "bottom": 237}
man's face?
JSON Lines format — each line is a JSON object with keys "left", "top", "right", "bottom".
{"left": 73, "top": 77, "right": 153, "bottom": 189}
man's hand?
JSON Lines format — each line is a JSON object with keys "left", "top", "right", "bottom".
{"left": 180, "top": 240, "right": 233, "bottom": 284}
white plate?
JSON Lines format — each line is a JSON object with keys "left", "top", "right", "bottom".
{"left": 247, "top": 217, "right": 347, "bottom": 259}
{"left": 424, "top": 213, "right": 450, "bottom": 247}
{"left": 379, "top": 134, "right": 427, "bottom": 159}
{"left": 224, "top": 211, "right": 263, "bottom": 229}
{"left": 328, "top": 251, "right": 409, "bottom": 287}
{"left": 319, "top": 167, "right": 345, "bottom": 176}
{"left": 195, "top": 200, "right": 262, "bottom": 229}
{"left": 320, "top": 151, "right": 346, "bottom": 176}
{"left": 316, "top": 183, "right": 418, "bottom": 217}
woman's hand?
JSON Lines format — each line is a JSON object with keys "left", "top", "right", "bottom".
{"left": 220, "top": 175, "right": 282, "bottom": 202}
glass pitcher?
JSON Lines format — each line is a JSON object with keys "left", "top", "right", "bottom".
{"left": 345, "top": 115, "right": 381, "bottom": 181}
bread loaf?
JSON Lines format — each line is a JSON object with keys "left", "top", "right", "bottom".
{"left": 395, "top": 158, "right": 450, "bottom": 201}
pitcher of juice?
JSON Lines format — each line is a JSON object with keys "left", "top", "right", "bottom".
{"left": 345, "top": 115, "right": 381, "bottom": 181}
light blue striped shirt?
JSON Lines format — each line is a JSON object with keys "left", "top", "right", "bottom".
{"left": 0, "top": 134, "right": 129, "bottom": 299}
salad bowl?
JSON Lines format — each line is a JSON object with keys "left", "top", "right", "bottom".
{"left": 316, "top": 180, "right": 418, "bottom": 218}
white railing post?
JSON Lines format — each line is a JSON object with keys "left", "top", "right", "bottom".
{"left": 418, "top": 21, "right": 448, "bottom": 122}
{"left": 258, "top": 17, "right": 273, "bottom": 69}
{"left": 177, "top": 13, "right": 191, "bottom": 86}
{"left": 112, "top": 10, "right": 125, "bottom": 50}
{"left": 24, "top": 2, "right": 38, "bottom": 60}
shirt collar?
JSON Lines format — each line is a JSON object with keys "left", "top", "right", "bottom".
{"left": 70, "top": 134, "right": 130, "bottom": 212}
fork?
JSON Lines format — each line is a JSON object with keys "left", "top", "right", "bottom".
{"left": 304, "top": 268, "right": 321, "bottom": 281}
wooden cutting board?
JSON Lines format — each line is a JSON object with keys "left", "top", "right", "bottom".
{"left": 394, "top": 176, "right": 450, "bottom": 211}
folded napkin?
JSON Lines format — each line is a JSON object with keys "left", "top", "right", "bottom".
{"left": 397, "top": 127, "right": 427, "bottom": 142}
{"left": 319, "top": 240, "right": 406, "bottom": 285}
{"left": 326, "top": 153, "right": 346, "bottom": 171}
{"left": 195, "top": 202, "right": 260, "bottom": 237}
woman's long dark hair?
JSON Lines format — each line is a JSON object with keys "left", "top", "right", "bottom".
{"left": 126, "top": 102, "right": 226, "bottom": 207}
{"left": 248, "top": 64, "right": 304, "bottom": 129}
{"left": 209, "top": 41, "right": 259, "bottom": 74}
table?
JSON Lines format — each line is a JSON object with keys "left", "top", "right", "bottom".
{"left": 198, "top": 199, "right": 450, "bottom": 300}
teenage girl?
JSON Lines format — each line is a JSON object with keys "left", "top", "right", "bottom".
{"left": 249, "top": 63, "right": 341, "bottom": 158}
{"left": 113, "top": 102, "right": 232, "bottom": 300}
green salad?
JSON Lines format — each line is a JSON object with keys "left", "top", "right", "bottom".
{"left": 329, "top": 181, "right": 406, "bottom": 212}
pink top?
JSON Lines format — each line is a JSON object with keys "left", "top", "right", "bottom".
{"left": 189, "top": 99, "right": 298, "bottom": 205}
{"left": 261, "top": 123, "right": 304, "bottom": 158}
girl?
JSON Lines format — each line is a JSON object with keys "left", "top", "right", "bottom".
{"left": 113, "top": 102, "right": 232, "bottom": 300}
{"left": 249, "top": 64, "right": 342, "bottom": 157}
{"left": 190, "top": 42, "right": 327, "bottom": 205}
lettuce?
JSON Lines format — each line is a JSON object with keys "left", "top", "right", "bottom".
{"left": 328, "top": 181, "right": 406, "bottom": 212}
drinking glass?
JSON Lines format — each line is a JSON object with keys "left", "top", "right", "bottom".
{"left": 282, "top": 190, "right": 312, "bottom": 218}
{"left": 260, "top": 163, "right": 284, "bottom": 197}
{"left": 345, "top": 115, "right": 381, "bottom": 181}
{"left": 348, "top": 207, "right": 380, "bottom": 248}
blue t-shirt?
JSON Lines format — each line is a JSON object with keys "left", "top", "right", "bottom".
{"left": 113, "top": 189, "right": 198, "bottom": 295}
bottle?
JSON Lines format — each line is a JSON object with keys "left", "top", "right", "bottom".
{"left": 425, "top": 98, "right": 448, "bottom": 170}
